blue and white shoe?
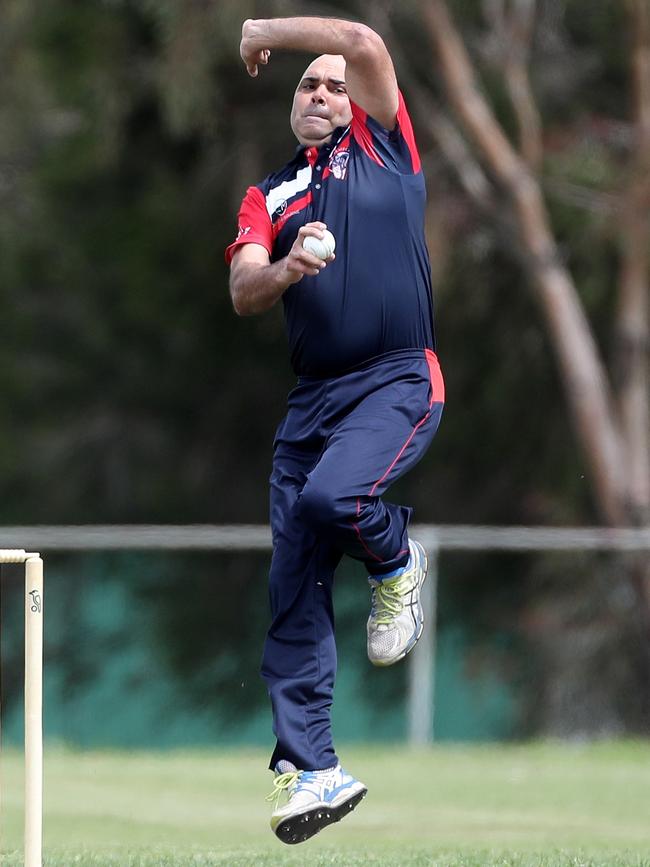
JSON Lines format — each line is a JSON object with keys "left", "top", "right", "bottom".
{"left": 267, "top": 759, "right": 367, "bottom": 844}
{"left": 367, "top": 539, "right": 428, "bottom": 666}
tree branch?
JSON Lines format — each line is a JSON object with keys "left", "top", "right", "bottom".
{"left": 360, "top": 0, "right": 496, "bottom": 212}
{"left": 419, "top": 0, "right": 628, "bottom": 525}
{"left": 483, "top": 0, "right": 543, "bottom": 171}
{"left": 614, "top": 0, "right": 650, "bottom": 523}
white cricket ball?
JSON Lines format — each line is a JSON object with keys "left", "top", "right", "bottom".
{"left": 303, "top": 229, "right": 336, "bottom": 260}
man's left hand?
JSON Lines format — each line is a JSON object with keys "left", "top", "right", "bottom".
{"left": 240, "top": 20, "right": 271, "bottom": 78}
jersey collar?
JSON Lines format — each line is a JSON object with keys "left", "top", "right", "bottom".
{"left": 295, "top": 125, "right": 351, "bottom": 166}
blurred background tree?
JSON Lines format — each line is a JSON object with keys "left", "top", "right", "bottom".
{"left": 1, "top": 0, "right": 648, "bottom": 741}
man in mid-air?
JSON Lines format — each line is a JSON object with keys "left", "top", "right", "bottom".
{"left": 226, "top": 15, "right": 444, "bottom": 844}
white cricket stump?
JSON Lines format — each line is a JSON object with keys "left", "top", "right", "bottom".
{"left": 1, "top": 549, "right": 43, "bottom": 867}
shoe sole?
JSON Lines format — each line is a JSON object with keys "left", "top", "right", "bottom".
{"left": 273, "top": 787, "right": 367, "bottom": 845}
{"left": 368, "top": 542, "right": 428, "bottom": 668}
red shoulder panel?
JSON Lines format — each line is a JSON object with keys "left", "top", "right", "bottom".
{"left": 225, "top": 186, "right": 273, "bottom": 265}
{"left": 396, "top": 91, "right": 421, "bottom": 174}
{"left": 350, "top": 91, "right": 421, "bottom": 174}
{"left": 350, "top": 102, "right": 384, "bottom": 167}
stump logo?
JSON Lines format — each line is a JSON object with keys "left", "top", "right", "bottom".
{"left": 29, "top": 589, "right": 41, "bottom": 613}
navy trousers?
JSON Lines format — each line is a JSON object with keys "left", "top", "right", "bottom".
{"left": 261, "top": 349, "right": 444, "bottom": 771}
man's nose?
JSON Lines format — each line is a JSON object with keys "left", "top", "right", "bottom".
{"left": 311, "top": 86, "right": 327, "bottom": 104}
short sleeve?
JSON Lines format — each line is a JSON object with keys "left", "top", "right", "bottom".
{"left": 225, "top": 185, "right": 273, "bottom": 265}
{"left": 350, "top": 90, "right": 421, "bottom": 175}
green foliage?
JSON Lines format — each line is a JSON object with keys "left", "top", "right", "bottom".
{"left": 2, "top": 0, "right": 630, "bottom": 523}
{"left": 1, "top": 0, "right": 646, "bottom": 739}
{"left": 1, "top": 0, "right": 293, "bottom": 524}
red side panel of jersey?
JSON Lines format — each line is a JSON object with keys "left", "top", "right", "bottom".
{"left": 395, "top": 91, "right": 421, "bottom": 174}
{"left": 350, "top": 102, "right": 384, "bottom": 167}
{"left": 225, "top": 185, "right": 273, "bottom": 265}
{"left": 350, "top": 90, "right": 421, "bottom": 174}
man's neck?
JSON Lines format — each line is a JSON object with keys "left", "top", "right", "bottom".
{"left": 299, "top": 136, "right": 332, "bottom": 149}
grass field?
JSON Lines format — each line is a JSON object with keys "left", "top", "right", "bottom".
{"left": 2, "top": 741, "right": 650, "bottom": 865}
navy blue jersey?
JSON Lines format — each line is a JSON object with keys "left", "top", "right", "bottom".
{"left": 226, "top": 92, "right": 435, "bottom": 377}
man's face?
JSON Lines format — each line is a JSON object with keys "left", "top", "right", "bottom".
{"left": 290, "top": 55, "right": 352, "bottom": 147}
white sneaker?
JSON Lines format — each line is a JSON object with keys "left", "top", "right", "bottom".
{"left": 367, "top": 539, "right": 428, "bottom": 666}
{"left": 267, "top": 760, "right": 367, "bottom": 844}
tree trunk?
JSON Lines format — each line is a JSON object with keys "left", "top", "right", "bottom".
{"left": 614, "top": 0, "right": 650, "bottom": 527}
{"left": 419, "top": 0, "right": 628, "bottom": 526}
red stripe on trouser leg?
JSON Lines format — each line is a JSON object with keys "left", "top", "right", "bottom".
{"left": 352, "top": 520, "right": 385, "bottom": 563}
{"left": 353, "top": 496, "right": 394, "bottom": 563}
{"left": 369, "top": 412, "right": 431, "bottom": 498}
{"left": 367, "top": 351, "right": 443, "bottom": 498}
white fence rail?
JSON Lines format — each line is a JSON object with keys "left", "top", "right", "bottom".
{"left": 2, "top": 524, "right": 650, "bottom": 745}
{"left": 2, "top": 523, "right": 650, "bottom": 551}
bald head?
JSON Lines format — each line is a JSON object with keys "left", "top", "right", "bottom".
{"left": 290, "top": 54, "right": 353, "bottom": 146}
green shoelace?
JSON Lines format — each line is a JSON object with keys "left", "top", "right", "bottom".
{"left": 265, "top": 770, "right": 300, "bottom": 807}
{"left": 370, "top": 572, "right": 411, "bottom": 625}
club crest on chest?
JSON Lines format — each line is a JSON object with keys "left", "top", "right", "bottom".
{"left": 329, "top": 150, "right": 350, "bottom": 180}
